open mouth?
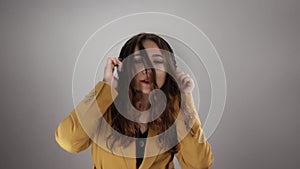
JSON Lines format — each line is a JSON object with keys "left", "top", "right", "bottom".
{"left": 140, "top": 79, "right": 151, "bottom": 84}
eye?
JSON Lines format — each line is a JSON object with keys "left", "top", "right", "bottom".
{"left": 134, "top": 59, "right": 143, "bottom": 63}
{"left": 153, "top": 60, "right": 163, "bottom": 64}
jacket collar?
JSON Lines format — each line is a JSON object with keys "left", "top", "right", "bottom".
{"left": 120, "top": 127, "right": 164, "bottom": 169}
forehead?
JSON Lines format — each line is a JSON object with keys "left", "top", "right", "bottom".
{"left": 142, "top": 40, "right": 159, "bottom": 48}
{"left": 134, "top": 40, "right": 163, "bottom": 56}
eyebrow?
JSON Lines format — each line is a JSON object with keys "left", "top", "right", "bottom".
{"left": 132, "top": 53, "right": 163, "bottom": 58}
{"left": 152, "top": 54, "right": 163, "bottom": 58}
{"left": 132, "top": 54, "right": 142, "bottom": 57}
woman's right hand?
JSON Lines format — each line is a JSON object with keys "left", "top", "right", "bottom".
{"left": 103, "top": 57, "right": 122, "bottom": 89}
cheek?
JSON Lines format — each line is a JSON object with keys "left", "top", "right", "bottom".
{"left": 133, "top": 75, "right": 140, "bottom": 88}
{"left": 156, "top": 71, "right": 166, "bottom": 88}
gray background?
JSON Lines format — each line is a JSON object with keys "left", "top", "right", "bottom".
{"left": 1, "top": 0, "right": 299, "bottom": 168}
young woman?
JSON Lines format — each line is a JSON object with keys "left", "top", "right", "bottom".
{"left": 55, "top": 33, "right": 213, "bottom": 169}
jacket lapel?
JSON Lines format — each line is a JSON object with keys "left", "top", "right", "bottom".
{"left": 119, "top": 141, "right": 136, "bottom": 169}
{"left": 118, "top": 127, "right": 166, "bottom": 169}
{"left": 138, "top": 127, "right": 163, "bottom": 169}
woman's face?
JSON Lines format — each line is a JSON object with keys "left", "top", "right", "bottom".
{"left": 132, "top": 40, "right": 167, "bottom": 94}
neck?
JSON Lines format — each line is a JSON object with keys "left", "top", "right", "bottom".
{"left": 138, "top": 123, "right": 148, "bottom": 134}
{"left": 134, "top": 91, "right": 151, "bottom": 132}
{"left": 135, "top": 92, "right": 151, "bottom": 111}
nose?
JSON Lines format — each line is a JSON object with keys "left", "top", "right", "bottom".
{"left": 142, "top": 68, "right": 151, "bottom": 76}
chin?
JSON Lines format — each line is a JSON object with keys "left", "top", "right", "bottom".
{"left": 140, "top": 88, "right": 152, "bottom": 94}
{"left": 141, "top": 90, "right": 151, "bottom": 94}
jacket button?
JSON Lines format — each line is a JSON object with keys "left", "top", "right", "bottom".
{"left": 139, "top": 140, "right": 145, "bottom": 147}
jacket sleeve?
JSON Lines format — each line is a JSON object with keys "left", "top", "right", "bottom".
{"left": 55, "top": 81, "right": 118, "bottom": 154}
{"left": 175, "top": 93, "right": 214, "bottom": 169}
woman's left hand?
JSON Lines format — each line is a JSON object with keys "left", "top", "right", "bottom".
{"left": 176, "top": 72, "right": 195, "bottom": 94}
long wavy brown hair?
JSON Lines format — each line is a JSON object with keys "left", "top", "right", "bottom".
{"left": 103, "top": 33, "right": 181, "bottom": 153}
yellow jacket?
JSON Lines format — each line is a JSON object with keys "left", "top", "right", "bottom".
{"left": 55, "top": 81, "right": 213, "bottom": 169}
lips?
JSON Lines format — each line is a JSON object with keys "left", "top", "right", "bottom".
{"left": 140, "top": 79, "right": 151, "bottom": 84}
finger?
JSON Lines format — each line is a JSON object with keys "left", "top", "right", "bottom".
{"left": 177, "top": 73, "right": 187, "bottom": 88}
{"left": 182, "top": 76, "right": 190, "bottom": 85}
{"left": 176, "top": 72, "right": 186, "bottom": 81}
{"left": 176, "top": 71, "right": 185, "bottom": 77}
{"left": 105, "top": 57, "right": 116, "bottom": 75}
{"left": 106, "top": 57, "right": 114, "bottom": 70}
{"left": 110, "top": 57, "right": 121, "bottom": 71}
{"left": 183, "top": 73, "right": 192, "bottom": 82}
{"left": 114, "top": 58, "right": 123, "bottom": 72}
{"left": 117, "top": 60, "right": 123, "bottom": 72}
{"left": 111, "top": 58, "right": 118, "bottom": 66}
{"left": 107, "top": 57, "right": 114, "bottom": 64}
{"left": 180, "top": 74, "right": 189, "bottom": 84}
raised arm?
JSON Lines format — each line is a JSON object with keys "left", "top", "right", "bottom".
{"left": 175, "top": 72, "right": 214, "bottom": 169}
{"left": 55, "top": 81, "right": 118, "bottom": 154}
{"left": 55, "top": 57, "right": 120, "bottom": 154}
{"left": 175, "top": 93, "right": 214, "bottom": 169}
